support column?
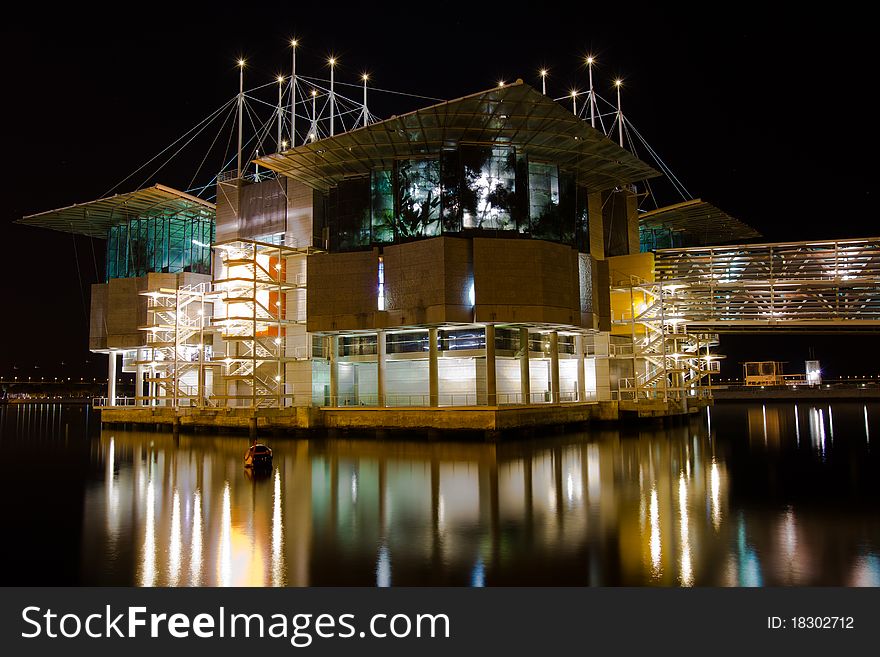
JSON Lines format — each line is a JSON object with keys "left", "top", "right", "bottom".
{"left": 428, "top": 328, "right": 439, "bottom": 407}
{"left": 550, "top": 331, "right": 560, "bottom": 404}
{"left": 329, "top": 335, "right": 339, "bottom": 406}
{"left": 485, "top": 324, "right": 496, "bottom": 406}
{"left": 135, "top": 349, "right": 144, "bottom": 406}
{"left": 107, "top": 350, "right": 117, "bottom": 406}
{"left": 575, "top": 334, "right": 586, "bottom": 402}
{"left": 519, "top": 327, "right": 530, "bottom": 404}
{"left": 377, "top": 330, "right": 386, "bottom": 407}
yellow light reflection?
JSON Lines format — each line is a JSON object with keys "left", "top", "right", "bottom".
{"left": 190, "top": 490, "right": 202, "bottom": 585}
{"left": 141, "top": 478, "right": 156, "bottom": 587}
{"left": 710, "top": 459, "right": 721, "bottom": 530}
{"left": 169, "top": 489, "right": 181, "bottom": 586}
{"left": 218, "top": 482, "right": 232, "bottom": 587}
{"left": 679, "top": 472, "right": 693, "bottom": 586}
{"left": 649, "top": 486, "right": 661, "bottom": 577}
{"left": 272, "top": 468, "right": 285, "bottom": 586}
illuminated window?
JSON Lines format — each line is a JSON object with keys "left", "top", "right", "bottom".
{"left": 370, "top": 169, "right": 394, "bottom": 244}
{"left": 377, "top": 257, "right": 385, "bottom": 311}
{"left": 396, "top": 158, "right": 441, "bottom": 238}
{"left": 461, "top": 145, "right": 516, "bottom": 230}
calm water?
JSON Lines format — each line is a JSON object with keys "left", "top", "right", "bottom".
{"left": 1, "top": 402, "right": 878, "bottom": 586}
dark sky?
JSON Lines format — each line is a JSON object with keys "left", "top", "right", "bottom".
{"left": 2, "top": 5, "right": 876, "bottom": 380}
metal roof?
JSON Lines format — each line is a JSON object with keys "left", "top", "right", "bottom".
{"left": 255, "top": 81, "right": 660, "bottom": 192}
{"left": 639, "top": 199, "right": 760, "bottom": 246}
{"left": 18, "top": 184, "right": 215, "bottom": 239}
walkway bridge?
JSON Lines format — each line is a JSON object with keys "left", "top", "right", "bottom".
{"left": 653, "top": 237, "right": 880, "bottom": 332}
{"left": 608, "top": 237, "right": 880, "bottom": 404}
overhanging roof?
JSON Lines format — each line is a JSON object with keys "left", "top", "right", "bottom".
{"left": 639, "top": 199, "right": 761, "bottom": 246}
{"left": 255, "top": 81, "right": 660, "bottom": 192}
{"left": 18, "top": 184, "right": 215, "bottom": 239}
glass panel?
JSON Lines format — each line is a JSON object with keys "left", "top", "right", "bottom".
{"left": 104, "top": 214, "right": 215, "bottom": 280}
{"left": 396, "top": 158, "right": 441, "bottom": 238}
{"left": 461, "top": 145, "right": 516, "bottom": 230}
{"left": 440, "top": 149, "right": 461, "bottom": 233}
{"left": 336, "top": 177, "right": 371, "bottom": 251}
{"left": 370, "top": 170, "right": 394, "bottom": 244}
{"left": 576, "top": 185, "right": 589, "bottom": 252}
{"left": 528, "top": 161, "right": 559, "bottom": 240}
{"left": 558, "top": 170, "right": 576, "bottom": 245}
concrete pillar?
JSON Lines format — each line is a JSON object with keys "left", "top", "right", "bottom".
{"left": 485, "top": 324, "right": 497, "bottom": 406}
{"left": 107, "top": 350, "right": 117, "bottom": 406}
{"left": 519, "top": 327, "right": 531, "bottom": 404}
{"left": 329, "top": 335, "right": 339, "bottom": 406}
{"left": 428, "top": 328, "right": 439, "bottom": 407}
{"left": 135, "top": 350, "right": 144, "bottom": 406}
{"left": 593, "top": 333, "right": 612, "bottom": 402}
{"left": 377, "top": 330, "right": 386, "bottom": 407}
{"left": 550, "top": 331, "right": 560, "bottom": 404}
{"left": 575, "top": 334, "right": 586, "bottom": 402}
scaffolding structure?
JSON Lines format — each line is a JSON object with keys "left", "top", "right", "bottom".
{"left": 210, "top": 239, "right": 312, "bottom": 408}
{"left": 139, "top": 283, "right": 213, "bottom": 407}
{"left": 653, "top": 237, "right": 880, "bottom": 330}
{"left": 611, "top": 275, "right": 718, "bottom": 403}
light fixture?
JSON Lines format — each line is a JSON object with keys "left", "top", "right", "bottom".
{"left": 237, "top": 58, "right": 245, "bottom": 68}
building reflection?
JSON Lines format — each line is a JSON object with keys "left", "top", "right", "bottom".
{"left": 81, "top": 406, "right": 879, "bottom": 586}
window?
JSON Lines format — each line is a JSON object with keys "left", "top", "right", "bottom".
{"left": 371, "top": 169, "right": 394, "bottom": 244}
{"left": 528, "top": 161, "right": 559, "bottom": 237}
{"left": 377, "top": 257, "right": 385, "bottom": 311}
{"left": 396, "top": 158, "right": 441, "bottom": 238}
{"left": 461, "top": 145, "right": 516, "bottom": 230}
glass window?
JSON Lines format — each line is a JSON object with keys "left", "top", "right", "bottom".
{"left": 370, "top": 169, "right": 394, "bottom": 244}
{"left": 528, "top": 161, "right": 559, "bottom": 238}
{"left": 335, "top": 177, "right": 371, "bottom": 251}
{"left": 104, "top": 214, "right": 215, "bottom": 281}
{"left": 440, "top": 149, "right": 461, "bottom": 233}
{"left": 461, "top": 145, "right": 516, "bottom": 230}
{"left": 396, "top": 158, "right": 441, "bottom": 238}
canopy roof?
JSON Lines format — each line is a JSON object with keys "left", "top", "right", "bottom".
{"left": 639, "top": 199, "right": 760, "bottom": 246}
{"left": 18, "top": 184, "right": 215, "bottom": 239}
{"left": 256, "top": 81, "right": 659, "bottom": 192}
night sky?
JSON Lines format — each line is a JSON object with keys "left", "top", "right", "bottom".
{"left": 2, "top": 5, "right": 876, "bottom": 381}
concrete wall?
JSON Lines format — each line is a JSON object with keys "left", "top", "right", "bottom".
{"left": 89, "top": 272, "right": 211, "bottom": 352}
{"left": 307, "top": 249, "right": 380, "bottom": 332}
{"left": 286, "top": 179, "right": 322, "bottom": 248}
{"left": 383, "top": 236, "right": 473, "bottom": 326}
{"left": 473, "top": 237, "right": 582, "bottom": 327}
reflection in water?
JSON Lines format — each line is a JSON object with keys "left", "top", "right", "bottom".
{"left": 3, "top": 400, "right": 872, "bottom": 586}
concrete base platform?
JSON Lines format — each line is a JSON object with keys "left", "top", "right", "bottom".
{"left": 98, "top": 401, "right": 628, "bottom": 438}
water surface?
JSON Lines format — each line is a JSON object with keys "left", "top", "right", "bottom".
{"left": 1, "top": 402, "right": 878, "bottom": 586}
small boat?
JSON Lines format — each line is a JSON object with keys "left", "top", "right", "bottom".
{"left": 244, "top": 441, "right": 273, "bottom": 469}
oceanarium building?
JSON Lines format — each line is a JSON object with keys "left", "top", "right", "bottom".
{"left": 22, "top": 81, "right": 743, "bottom": 430}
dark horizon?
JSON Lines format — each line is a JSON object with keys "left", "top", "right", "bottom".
{"left": 2, "top": 6, "right": 876, "bottom": 379}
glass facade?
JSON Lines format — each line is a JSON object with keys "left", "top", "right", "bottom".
{"left": 325, "top": 144, "right": 591, "bottom": 254}
{"left": 640, "top": 226, "right": 683, "bottom": 252}
{"left": 105, "top": 214, "right": 214, "bottom": 281}
{"left": 460, "top": 145, "right": 517, "bottom": 230}
{"left": 396, "top": 158, "right": 441, "bottom": 238}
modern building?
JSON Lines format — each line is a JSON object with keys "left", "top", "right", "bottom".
{"left": 21, "top": 80, "right": 747, "bottom": 432}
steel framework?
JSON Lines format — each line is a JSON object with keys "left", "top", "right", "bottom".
{"left": 653, "top": 238, "right": 880, "bottom": 331}
{"left": 611, "top": 274, "right": 718, "bottom": 404}
{"left": 210, "top": 239, "right": 313, "bottom": 408}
